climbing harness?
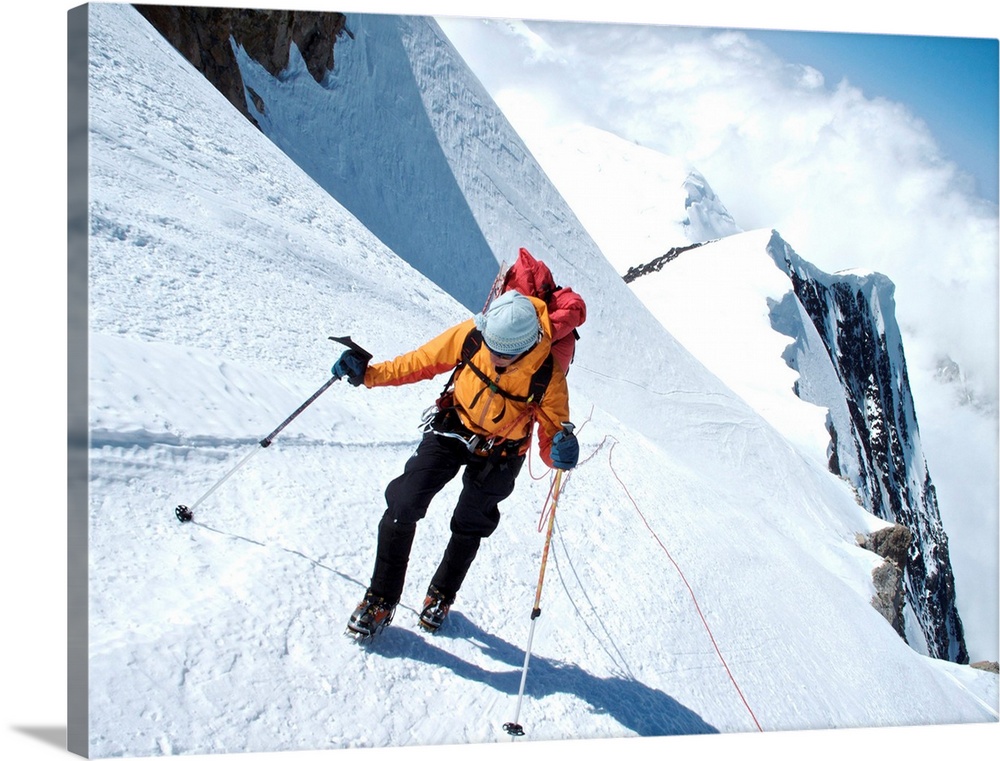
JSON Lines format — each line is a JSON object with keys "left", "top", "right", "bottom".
{"left": 420, "top": 327, "right": 556, "bottom": 457}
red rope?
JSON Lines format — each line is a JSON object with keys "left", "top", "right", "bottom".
{"left": 606, "top": 439, "right": 764, "bottom": 732}
{"left": 522, "top": 410, "right": 762, "bottom": 730}
{"left": 536, "top": 471, "right": 559, "bottom": 532}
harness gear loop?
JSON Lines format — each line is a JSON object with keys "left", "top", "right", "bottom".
{"left": 422, "top": 327, "right": 555, "bottom": 457}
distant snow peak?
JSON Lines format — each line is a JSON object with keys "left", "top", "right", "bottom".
{"left": 681, "top": 170, "right": 741, "bottom": 241}
{"left": 935, "top": 355, "right": 996, "bottom": 412}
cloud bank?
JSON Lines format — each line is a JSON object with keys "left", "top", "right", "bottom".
{"left": 440, "top": 17, "right": 999, "bottom": 407}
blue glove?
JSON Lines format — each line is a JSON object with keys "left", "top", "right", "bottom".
{"left": 332, "top": 349, "right": 369, "bottom": 386}
{"left": 550, "top": 428, "right": 579, "bottom": 470}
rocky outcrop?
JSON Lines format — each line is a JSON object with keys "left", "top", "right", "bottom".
{"left": 133, "top": 5, "right": 348, "bottom": 127}
{"left": 970, "top": 661, "right": 999, "bottom": 674}
{"left": 622, "top": 242, "right": 706, "bottom": 283}
{"left": 859, "top": 525, "right": 912, "bottom": 638}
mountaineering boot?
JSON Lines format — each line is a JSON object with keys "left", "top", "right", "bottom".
{"left": 418, "top": 585, "right": 454, "bottom": 632}
{"left": 346, "top": 591, "right": 396, "bottom": 641}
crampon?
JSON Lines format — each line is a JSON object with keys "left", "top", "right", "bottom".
{"left": 345, "top": 592, "right": 395, "bottom": 643}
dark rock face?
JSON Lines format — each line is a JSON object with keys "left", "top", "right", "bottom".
{"left": 622, "top": 242, "right": 706, "bottom": 283}
{"left": 768, "top": 232, "right": 968, "bottom": 664}
{"left": 133, "top": 4, "right": 347, "bottom": 127}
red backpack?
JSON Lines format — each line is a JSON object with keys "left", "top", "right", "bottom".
{"left": 500, "top": 248, "right": 586, "bottom": 373}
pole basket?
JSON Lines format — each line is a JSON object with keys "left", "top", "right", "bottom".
{"left": 175, "top": 505, "right": 194, "bottom": 523}
{"left": 502, "top": 722, "right": 524, "bottom": 737}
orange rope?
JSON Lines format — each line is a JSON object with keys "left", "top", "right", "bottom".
{"left": 536, "top": 469, "right": 560, "bottom": 532}
{"left": 532, "top": 469, "right": 564, "bottom": 611}
{"left": 605, "top": 438, "right": 764, "bottom": 732}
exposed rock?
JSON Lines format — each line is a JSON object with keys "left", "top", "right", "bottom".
{"left": 970, "top": 661, "right": 999, "bottom": 674}
{"left": 770, "top": 231, "right": 968, "bottom": 664}
{"left": 133, "top": 4, "right": 347, "bottom": 127}
{"left": 859, "top": 525, "right": 912, "bottom": 640}
{"left": 622, "top": 242, "right": 707, "bottom": 283}
{"left": 863, "top": 524, "right": 912, "bottom": 569}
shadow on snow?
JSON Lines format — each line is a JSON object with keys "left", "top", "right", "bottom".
{"left": 371, "top": 611, "right": 719, "bottom": 739}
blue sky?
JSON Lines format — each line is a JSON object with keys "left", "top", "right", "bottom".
{"left": 743, "top": 30, "right": 999, "bottom": 203}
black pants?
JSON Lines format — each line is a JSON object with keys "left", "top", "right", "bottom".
{"left": 369, "top": 431, "right": 524, "bottom": 604}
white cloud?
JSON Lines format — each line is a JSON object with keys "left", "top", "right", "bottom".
{"left": 440, "top": 16, "right": 999, "bottom": 403}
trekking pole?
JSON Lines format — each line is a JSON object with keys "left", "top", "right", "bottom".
{"left": 174, "top": 336, "right": 371, "bottom": 523}
{"left": 503, "top": 467, "right": 566, "bottom": 738}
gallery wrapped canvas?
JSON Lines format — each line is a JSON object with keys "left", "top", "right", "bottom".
{"left": 67, "top": 2, "right": 997, "bottom": 759}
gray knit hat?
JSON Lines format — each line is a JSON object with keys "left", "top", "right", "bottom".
{"left": 474, "top": 291, "right": 540, "bottom": 356}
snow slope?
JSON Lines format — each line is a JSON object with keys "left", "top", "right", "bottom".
{"left": 502, "top": 122, "right": 743, "bottom": 262}
{"left": 626, "top": 229, "right": 833, "bottom": 468}
{"left": 80, "top": 5, "right": 997, "bottom": 758}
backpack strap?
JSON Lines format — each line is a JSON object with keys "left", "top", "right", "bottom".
{"left": 527, "top": 353, "right": 554, "bottom": 405}
{"left": 462, "top": 328, "right": 484, "bottom": 365}
{"left": 438, "top": 328, "right": 484, "bottom": 397}
{"left": 438, "top": 328, "right": 554, "bottom": 423}
{"left": 461, "top": 331, "right": 553, "bottom": 404}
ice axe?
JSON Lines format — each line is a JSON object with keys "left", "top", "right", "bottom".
{"left": 174, "top": 336, "right": 372, "bottom": 523}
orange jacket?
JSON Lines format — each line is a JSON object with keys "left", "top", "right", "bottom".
{"left": 364, "top": 297, "right": 571, "bottom": 466}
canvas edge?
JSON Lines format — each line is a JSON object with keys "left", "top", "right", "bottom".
{"left": 67, "top": 3, "right": 90, "bottom": 757}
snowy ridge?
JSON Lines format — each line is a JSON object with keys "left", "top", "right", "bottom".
{"left": 82, "top": 5, "right": 997, "bottom": 758}
{"left": 621, "top": 225, "right": 967, "bottom": 662}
